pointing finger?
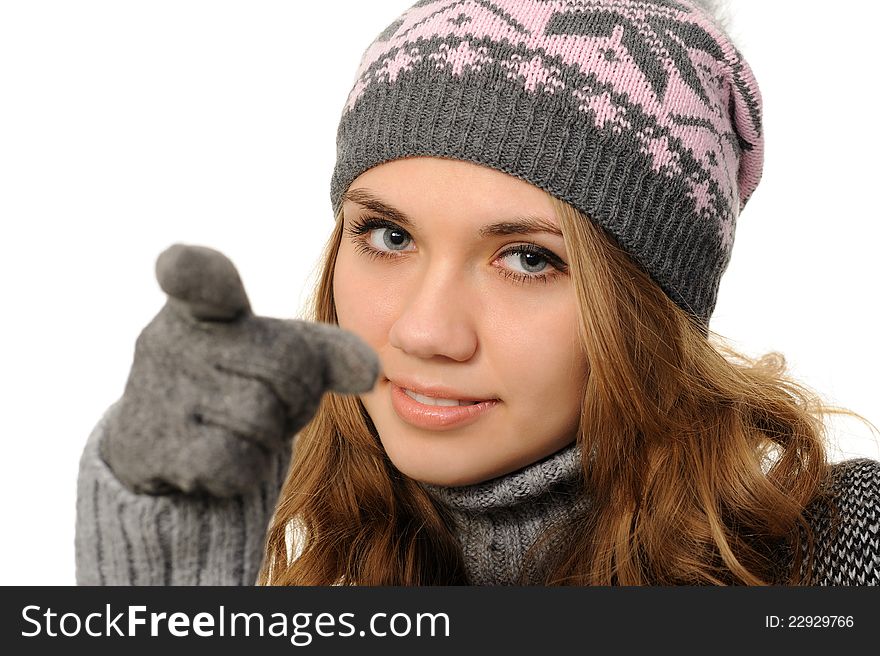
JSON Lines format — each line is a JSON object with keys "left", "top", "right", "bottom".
{"left": 211, "top": 318, "right": 381, "bottom": 420}
{"left": 307, "top": 321, "right": 382, "bottom": 394}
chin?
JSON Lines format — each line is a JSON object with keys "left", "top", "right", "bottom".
{"left": 379, "top": 441, "right": 473, "bottom": 487}
{"left": 411, "top": 472, "right": 483, "bottom": 488}
{"left": 390, "top": 452, "right": 494, "bottom": 487}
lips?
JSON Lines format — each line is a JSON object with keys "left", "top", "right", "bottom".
{"left": 402, "top": 388, "right": 479, "bottom": 407}
{"left": 388, "top": 380, "right": 500, "bottom": 430}
{"left": 386, "top": 377, "right": 497, "bottom": 404}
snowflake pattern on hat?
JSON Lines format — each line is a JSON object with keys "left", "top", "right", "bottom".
{"left": 342, "top": 0, "right": 762, "bottom": 253}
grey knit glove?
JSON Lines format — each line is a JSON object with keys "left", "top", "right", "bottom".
{"left": 99, "top": 243, "right": 380, "bottom": 498}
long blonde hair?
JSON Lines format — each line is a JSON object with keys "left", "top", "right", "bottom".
{"left": 257, "top": 190, "right": 877, "bottom": 585}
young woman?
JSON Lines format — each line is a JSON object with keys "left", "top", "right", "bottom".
{"left": 76, "top": 0, "right": 880, "bottom": 586}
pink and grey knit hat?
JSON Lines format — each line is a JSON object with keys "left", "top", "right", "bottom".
{"left": 330, "top": 0, "right": 764, "bottom": 329}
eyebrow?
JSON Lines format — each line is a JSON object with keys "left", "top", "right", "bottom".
{"left": 341, "top": 188, "right": 563, "bottom": 239}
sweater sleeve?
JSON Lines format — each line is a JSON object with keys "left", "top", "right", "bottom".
{"left": 74, "top": 401, "right": 291, "bottom": 585}
{"left": 800, "top": 457, "right": 880, "bottom": 586}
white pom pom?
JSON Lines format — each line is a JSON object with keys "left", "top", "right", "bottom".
{"left": 688, "top": 0, "right": 739, "bottom": 47}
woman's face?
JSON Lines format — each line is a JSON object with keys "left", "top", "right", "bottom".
{"left": 333, "top": 156, "right": 588, "bottom": 487}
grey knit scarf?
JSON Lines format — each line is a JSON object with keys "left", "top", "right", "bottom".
{"left": 417, "top": 441, "right": 590, "bottom": 585}
{"left": 76, "top": 405, "right": 880, "bottom": 586}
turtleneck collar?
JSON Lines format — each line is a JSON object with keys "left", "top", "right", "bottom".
{"left": 417, "top": 440, "right": 589, "bottom": 585}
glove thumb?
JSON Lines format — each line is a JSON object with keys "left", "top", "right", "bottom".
{"left": 156, "top": 243, "right": 251, "bottom": 321}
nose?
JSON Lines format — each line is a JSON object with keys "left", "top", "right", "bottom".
{"left": 388, "top": 263, "right": 478, "bottom": 362}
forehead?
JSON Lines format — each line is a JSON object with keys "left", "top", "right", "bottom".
{"left": 342, "top": 157, "right": 563, "bottom": 237}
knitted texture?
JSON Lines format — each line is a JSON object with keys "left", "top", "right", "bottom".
{"left": 420, "top": 441, "right": 880, "bottom": 585}
{"left": 419, "top": 441, "right": 590, "bottom": 584}
{"left": 77, "top": 402, "right": 880, "bottom": 585}
{"left": 99, "top": 244, "right": 380, "bottom": 499}
{"left": 75, "top": 402, "right": 291, "bottom": 585}
{"left": 796, "top": 459, "right": 880, "bottom": 585}
{"left": 330, "top": 0, "right": 764, "bottom": 327}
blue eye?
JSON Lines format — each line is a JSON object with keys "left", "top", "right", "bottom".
{"left": 494, "top": 244, "right": 567, "bottom": 285}
{"left": 345, "top": 216, "right": 568, "bottom": 286}
{"left": 499, "top": 246, "right": 554, "bottom": 277}
{"left": 346, "top": 217, "right": 412, "bottom": 252}
{"left": 370, "top": 224, "right": 412, "bottom": 252}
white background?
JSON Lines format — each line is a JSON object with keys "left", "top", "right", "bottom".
{"left": 1, "top": 1, "right": 877, "bottom": 585}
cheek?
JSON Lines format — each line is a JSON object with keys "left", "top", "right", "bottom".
{"left": 333, "top": 247, "right": 392, "bottom": 342}
{"left": 494, "top": 304, "right": 586, "bottom": 407}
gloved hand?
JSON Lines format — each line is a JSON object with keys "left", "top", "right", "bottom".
{"left": 99, "top": 243, "right": 380, "bottom": 498}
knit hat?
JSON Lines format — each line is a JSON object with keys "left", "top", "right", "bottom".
{"left": 329, "top": 0, "right": 764, "bottom": 329}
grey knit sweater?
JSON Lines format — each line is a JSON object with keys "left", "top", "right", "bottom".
{"left": 75, "top": 403, "right": 880, "bottom": 585}
{"left": 75, "top": 403, "right": 291, "bottom": 585}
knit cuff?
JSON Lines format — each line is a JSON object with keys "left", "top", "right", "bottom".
{"left": 74, "top": 401, "right": 290, "bottom": 585}
{"left": 330, "top": 36, "right": 738, "bottom": 328}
